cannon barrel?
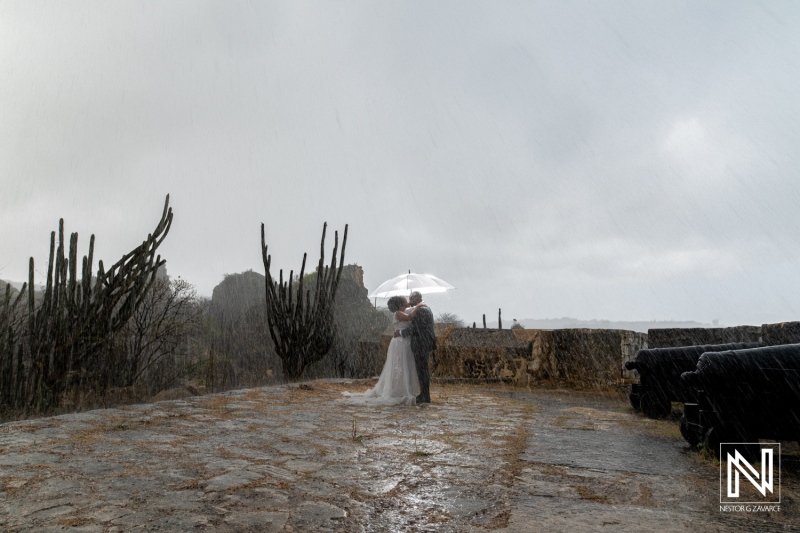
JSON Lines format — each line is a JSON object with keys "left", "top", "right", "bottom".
{"left": 631, "top": 343, "right": 760, "bottom": 371}
{"left": 680, "top": 343, "right": 800, "bottom": 389}
{"left": 680, "top": 343, "right": 800, "bottom": 450}
{"left": 627, "top": 342, "right": 760, "bottom": 418}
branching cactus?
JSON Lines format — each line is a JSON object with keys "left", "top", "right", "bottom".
{"left": 261, "top": 222, "right": 348, "bottom": 380}
{"left": 2, "top": 195, "right": 172, "bottom": 413}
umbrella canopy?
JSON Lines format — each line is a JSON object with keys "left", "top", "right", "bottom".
{"left": 369, "top": 272, "right": 455, "bottom": 299}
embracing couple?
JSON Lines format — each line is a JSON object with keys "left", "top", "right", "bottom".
{"left": 345, "top": 291, "right": 436, "bottom": 406}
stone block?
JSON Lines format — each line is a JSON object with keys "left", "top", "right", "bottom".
{"left": 433, "top": 328, "right": 532, "bottom": 383}
{"left": 761, "top": 321, "right": 800, "bottom": 346}
{"left": 647, "top": 326, "right": 760, "bottom": 348}
{"left": 551, "top": 329, "right": 645, "bottom": 388}
{"left": 511, "top": 329, "right": 557, "bottom": 382}
{"left": 621, "top": 330, "right": 648, "bottom": 380}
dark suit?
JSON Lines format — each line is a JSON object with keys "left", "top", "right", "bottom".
{"left": 401, "top": 306, "right": 436, "bottom": 402}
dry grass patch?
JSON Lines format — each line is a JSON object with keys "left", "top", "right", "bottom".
{"left": 2, "top": 473, "right": 47, "bottom": 496}
{"left": 632, "top": 482, "right": 656, "bottom": 506}
{"left": 214, "top": 445, "right": 265, "bottom": 464}
{"left": 240, "top": 389, "right": 271, "bottom": 402}
{"left": 565, "top": 406, "right": 634, "bottom": 422}
{"left": 7, "top": 423, "right": 49, "bottom": 433}
{"left": 282, "top": 385, "right": 344, "bottom": 405}
{"left": 528, "top": 462, "right": 568, "bottom": 478}
{"left": 643, "top": 418, "right": 682, "bottom": 439}
{"left": 69, "top": 425, "right": 115, "bottom": 444}
{"left": 488, "top": 508, "right": 512, "bottom": 529}
{"left": 575, "top": 484, "right": 611, "bottom": 503}
{"left": 57, "top": 514, "right": 93, "bottom": 528}
{"left": 244, "top": 422, "right": 271, "bottom": 432}
{"left": 499, "top": 421, "right": 530, "bottom": 483}
{"left": 424, "top": 510, "right": 455, "bottom": 524}
{"left": 200, "top": 394, "right": 235, "bottom": 412}
{"left": 1, "top": 476, "right": 28, "bottom": 497}
{"left": 21, "top": 462, "right": 52, "bottom": 470}
{"left": 616, "top": 416, "right": 682, "bottom": 439}
{"left": 431, "top": 430, "right": 470, "bottom": 450}
{"left": 174, "top": 478, "right": 204, "bottom": 490}
{"left": 552, "top": 415, "right": 573, "bottom": 427}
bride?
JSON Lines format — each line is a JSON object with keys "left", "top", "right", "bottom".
{"left": 343, "top": 295, "right": 426, "bottom": 405}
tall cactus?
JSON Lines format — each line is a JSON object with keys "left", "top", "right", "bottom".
{"left": 0, "top": 283, "right": 27, "bottom": 408}
{"left": 2, "top": 195, "right": 172, "bottom": 413}
{"left": 261, "top": 222, "right": 348, "bottom": 380}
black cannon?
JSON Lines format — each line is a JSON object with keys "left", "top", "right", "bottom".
{"left": 624, "top": 343, "right": 760, "bottom": 419}
{"left": 680, "top": 344, "right": 800, "bottom": 457}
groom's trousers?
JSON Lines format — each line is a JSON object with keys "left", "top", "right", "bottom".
{"left": 413, "top": 343, "right": 434, "bottom": 403}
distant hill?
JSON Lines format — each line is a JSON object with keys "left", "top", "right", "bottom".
{"left": 0, "top": 280, "right": 26, "bottom": 293}
{"left": 481, "top": 317, "right": 712, "bottom": 334}
{"left": 209, "top": 270, "right": 266, "bottom": 323}
{"left": 0, "top": 279, "right": 75, "bottom": 294}
{"left": 0, "top": 280, "right": 19, "bottom": 297}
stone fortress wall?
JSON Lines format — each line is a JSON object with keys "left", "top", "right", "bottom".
{"left": 646, "top": 326, "right": 761, "bottom": 348}
{"left": 357, "top": 321, "right": 800, "bottom": 390}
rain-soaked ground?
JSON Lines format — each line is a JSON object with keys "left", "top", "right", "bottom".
{"left": 0, "top": 380, "right": 797, "bottom": 532}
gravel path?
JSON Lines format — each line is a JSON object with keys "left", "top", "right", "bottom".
{"left": 0, "top": 380, "right": 797, "bottom": 531}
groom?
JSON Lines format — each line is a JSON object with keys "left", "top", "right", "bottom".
{"left": 394, "top": 291, "right": 436, "bottom": 403}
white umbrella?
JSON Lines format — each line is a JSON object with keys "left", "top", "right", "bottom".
{"left": 369, "top": 272, "right": 455, "bottom": 299}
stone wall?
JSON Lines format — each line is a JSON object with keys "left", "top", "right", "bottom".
{"left": 646, "top": 326, "right": 761, "bottom": 348}
{"left": 357, "top": 321, "right": 800, "bottom": 389}
{"left": 434, "top": 327, "right": 645, "bottom": 388}
{"left": 761, "top": 321, "right": 800, "bottom": 346}
{"left": 432, "top": 328, "right": 535, "bottom": 382}
{"left": 359, "top": 326, "right": 645, "bottom": 389}
{"left": 551, "top": 329, "right": 647, "bottom": 387}
{"left": 354, "top": 328, "right": 388, "bottom": 379}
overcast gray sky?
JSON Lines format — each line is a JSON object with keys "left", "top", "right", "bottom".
{"left": 2, "top": 1, "right": 800, "bottom": 327}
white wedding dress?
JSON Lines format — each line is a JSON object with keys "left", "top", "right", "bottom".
{"left": 343, "top": 309, "right": 420, "bottom": 405}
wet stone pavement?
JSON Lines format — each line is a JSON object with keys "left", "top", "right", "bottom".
{"left": 0, "top": 380, "right": 797, "bottom": 532}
